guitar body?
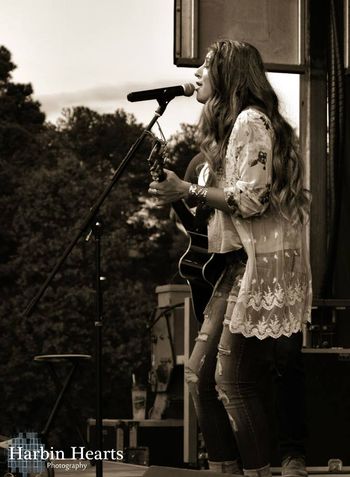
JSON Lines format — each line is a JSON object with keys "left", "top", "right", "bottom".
{"left": 148, "top": 140, "right": 226, "bottom": 323}
{"left": 172, "top": 201, "right": 226, "bottom": 323}
{"left": 178, "top": 231, "right": 226, "bottom": 323}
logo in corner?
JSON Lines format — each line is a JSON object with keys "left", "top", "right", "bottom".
{"left": 8, "top": 432, "right": 46, "bottom": 477}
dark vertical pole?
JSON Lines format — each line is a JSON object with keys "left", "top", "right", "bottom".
{"left": 93, "top": 220, "right": 103, "bottom": 477}
{"left": 334, "top": 77, "right": 350, "bottom": 296}
{"left": 300, "top": 0, "right": 329, "bottom": 298}
{"left": 333, "top": 0, "right": 350, "bottom": 299}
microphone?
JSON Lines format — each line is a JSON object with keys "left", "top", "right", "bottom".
{"left": 127, "top": 83, "right": 195, "bottom": 102}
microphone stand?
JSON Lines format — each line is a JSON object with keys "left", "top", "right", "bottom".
{"left": 24, "top": 98, "right": 172, "bottom": 477}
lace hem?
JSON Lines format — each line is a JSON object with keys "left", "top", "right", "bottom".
{"left": 227, "top": 277, "right": 312, "bottom": 339}
{"left": 228, "top": 312, "right": 307, "bottom": 340}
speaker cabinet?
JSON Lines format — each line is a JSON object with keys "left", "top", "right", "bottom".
{"left": 304, "top": 350, "right": 350, "bottom": 466}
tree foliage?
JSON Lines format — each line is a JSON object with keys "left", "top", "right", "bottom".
{"left": 0, "top": 46, "right": 199, "bottom": 448}
{"left": 166, "top": 123, "right": 199, "bottom": 177}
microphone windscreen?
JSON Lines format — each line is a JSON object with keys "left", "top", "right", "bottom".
{"left": 183, "top": 83, "right": 196, "bottom": 97}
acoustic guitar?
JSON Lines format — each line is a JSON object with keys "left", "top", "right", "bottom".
{"left": 148, "top": 139, "right": 225, "bottom": 323}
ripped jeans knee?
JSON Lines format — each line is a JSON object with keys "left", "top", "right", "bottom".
{"left": 196, "top": 331, "right": 209, "bottom": 343}
{"left": 214, "top": 345, "right": 235, "bottom": 405}
{"left": 185, "top": 351, "right": 208, "bottom": 391}
{"left": 215, "top": 338, "right": 257, "bottom": 403}
{"left": 184, "top": 316, "right": 216, "bottom": 391}
{"left": 184, "top": 365, "right": 199, "bottom": 385}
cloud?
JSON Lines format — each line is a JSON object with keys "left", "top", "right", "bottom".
{"left": 35, "top": 79, "right": 185, "bottom": 119}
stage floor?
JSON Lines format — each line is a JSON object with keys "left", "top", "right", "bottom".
{"left": 54, "top": 460, "right": 147, "bottom": 477}
{"left": 53, "top": 460, "right": 350, "bottom": 477}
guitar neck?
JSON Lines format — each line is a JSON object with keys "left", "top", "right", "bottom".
{"left": 147, "top": 140, "right": 207, "bottom": 235}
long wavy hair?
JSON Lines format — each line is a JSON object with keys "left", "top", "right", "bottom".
{"left": 198, "top": 39, "right": 310, "bottom": 224}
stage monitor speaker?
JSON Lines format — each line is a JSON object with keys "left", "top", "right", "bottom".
{"left": 143, "top": 466, "right": 230, "bottom": 477}
{"left": 304, "top": 351, "right": 350, "bottom": 466}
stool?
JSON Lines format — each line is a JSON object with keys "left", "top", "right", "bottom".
{"left": 34, "top": 354, "right": 91, "bottom": 447}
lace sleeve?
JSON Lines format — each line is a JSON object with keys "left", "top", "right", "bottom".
{"left": 224, "top": 110, "right": 273, "bottom": 218}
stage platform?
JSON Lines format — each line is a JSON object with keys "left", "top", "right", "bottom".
{"left": 53, "top": 460, "right": 147, "bottom": 477}
{"left": 52, "top": 460, "right": 350, "bottom": 477}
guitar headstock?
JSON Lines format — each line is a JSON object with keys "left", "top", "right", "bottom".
{"left": 147, "top": 138, "right": 167, "bottom": 182}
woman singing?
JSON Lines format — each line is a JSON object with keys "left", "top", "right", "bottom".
{"left": 149, "top": 40, "right": 312, "bottom": 476}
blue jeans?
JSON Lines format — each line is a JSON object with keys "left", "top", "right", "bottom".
{"left": 274, "top": 331, "right": 306, "bottom": 461}
{"left": 185, "top": 252, "right": 306, "bottom": 469}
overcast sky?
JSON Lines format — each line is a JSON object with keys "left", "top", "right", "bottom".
{"left": 1, "top": 0, "right": 299, "bottom": 136}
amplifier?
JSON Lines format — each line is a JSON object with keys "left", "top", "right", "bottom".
{"left": 87, "top": 418, "right": 184, "bottom": 467}
{"left": 303, "top": 349, "right": 350, "bottom": 466}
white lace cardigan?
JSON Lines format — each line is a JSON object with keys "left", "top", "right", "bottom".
{"left": 207, "top": 107, "right": 312, "bottom": 340}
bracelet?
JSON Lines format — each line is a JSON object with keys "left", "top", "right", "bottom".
{"left": 223, "top": 187, "right": 238, "bottom": 212}
{"left": 188, "top": 183, "right": 208, "bottom": 206}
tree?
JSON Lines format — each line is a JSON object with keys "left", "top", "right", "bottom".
{"left": 0, "top": 46, "right": 45, "bottom": 157}
{"left": 0, "top": 46, "right": 200, "bottom": 447}
{"left": 0, "top": 45, "right": 46, "bottom": 288}
{"left": 0, "top": 103, "right": 183, "bottom": 446}
{"left": 166, "top": 123, "right": 200, "bottom": 177}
